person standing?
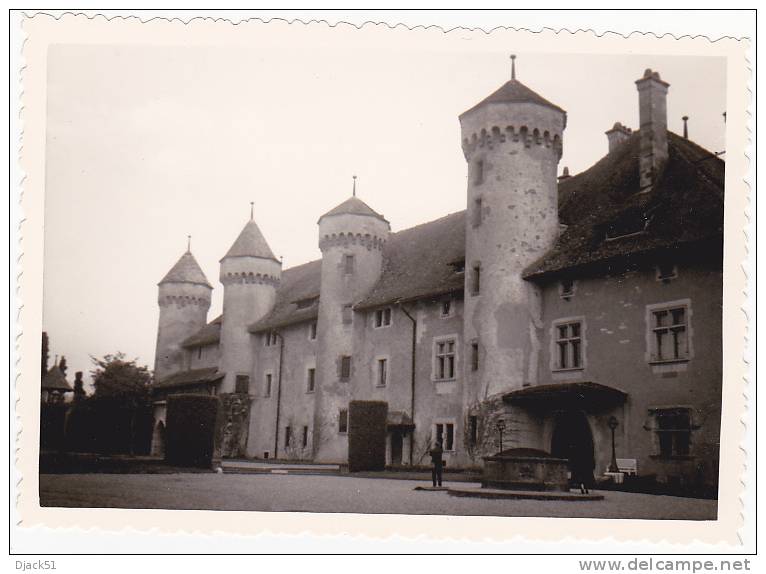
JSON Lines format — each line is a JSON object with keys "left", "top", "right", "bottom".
{"left": 429, "top": 441, "right": 444, "bottom": 487}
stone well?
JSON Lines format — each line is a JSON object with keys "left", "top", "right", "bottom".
{"left": 481, "top": 448, "right": 569, "bottom": 492}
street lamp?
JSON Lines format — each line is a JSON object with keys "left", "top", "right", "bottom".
{"left": 496, "top": 418, "right": 506, "bottom": 453}
{"left": 607, "top": 416, "right": 620, "bottom": 473}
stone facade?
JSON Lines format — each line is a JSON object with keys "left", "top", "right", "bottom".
{"left": 150, "top": 66, "right": 724, "bottom": 489}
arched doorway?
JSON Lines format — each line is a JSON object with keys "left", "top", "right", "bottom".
{"left": 551, "top": 411, "right": 595, "bottom": 487}
{"left": 151, "top": 421, "right": 166, "bottom": 458}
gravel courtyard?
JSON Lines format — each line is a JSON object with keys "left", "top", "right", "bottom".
{"left": 39, "top": 473, "right": 717, "bottom": 520}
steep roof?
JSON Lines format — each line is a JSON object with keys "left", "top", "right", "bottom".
{"left": 159, "top": 251, "right": 212, "bottom": 288}
{"left": 222, "top": 219, "right": 278, "bottom": 261}
{"left": 319, "top": 196, "right": 388, "bottom": 223}
{"left": 523, "top": 131, "right": 724, "bottom": 280}
{"left": 151, "top": 366, "right": 223, "bottom": 390}
{"left": 182, "top": 315, "right": 222, "bottom": 348}
{"left": 182, "top": 132, "right": 723, "bottom": 340}
{"left": 461, "top": 79, "right": 566, "bottom": 117}
{"left": 41, "top": 366, "right": 73, "bottom": 392}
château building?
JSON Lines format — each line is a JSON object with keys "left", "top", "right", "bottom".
{"left": 149, "top": 64, "right": 724, "bottom": 488}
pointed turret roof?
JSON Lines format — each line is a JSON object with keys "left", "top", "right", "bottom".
{"left": 222, "top": 219, "right": 278, "bottom": 261}
{"left": 319, "top": 196, "right": 388, "bottom": 223}
{"left": 461, "top": 79, "right": 565, "bottom": 117}
{"left": 41, "top": 366, "right": 73, "bottom": 392}
{"left": 159, "top": 251, "right": 212, "bottom": 288}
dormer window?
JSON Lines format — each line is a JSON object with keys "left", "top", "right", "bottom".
{"left": 440, "top": 298, "right": 452, "bottom": 317}
{"left": 294, "top": 296, "right": 318, "bottom": 310}
{"left": 449, "top": 260, "right": 465, "bottom": 274}
{"left": 604, "top": 208, "right": 653, "bottom": 241}
{"left": 560, "top": 279, "right": 576, "bottom": 300}
{"left": 656, "top": 263, "right": 678, "bottom": 283}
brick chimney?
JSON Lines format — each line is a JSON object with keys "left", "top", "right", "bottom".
{"left": 605, "top": 122, "right": 632, "bottom": 153}
{"left": 636, "top": 69, "right": 670, "bottom": 189}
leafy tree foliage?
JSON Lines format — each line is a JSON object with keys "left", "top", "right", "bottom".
{"left": 91, "top": 353, "right": 152, "bottom": 401}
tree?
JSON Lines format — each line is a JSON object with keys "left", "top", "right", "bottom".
{"left": 91, "top": 353, "right": 152, "bottom": 400}
{"left": 58, "top": 355, "right": 68, "bottom": 377}
{"left": 73, "top": 371, "right": 86, "bottom": 401}
{"left": 90, "top": 353, "right": 153, "bottom": 454}
{"left": 41, "top": 332, "right": 49, "bottom": 378}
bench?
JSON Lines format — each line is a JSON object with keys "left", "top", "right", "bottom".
{"left": 615, "top": 458, "right": 638, "bottom": 476}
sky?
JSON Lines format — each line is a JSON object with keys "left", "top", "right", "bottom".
{"left": 42, "top": 39, "right": 726, "bottom": 388}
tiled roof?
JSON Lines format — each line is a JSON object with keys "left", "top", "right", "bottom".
{"left": 248, "top": 259, "right": 323, "bottom": 332}
{"left": 461, "top": 79, "right": 566, "bottom": 117}
{"left": 183, "top": 132, "right": 723, "bottom": 339}
{"left": 151, "top": 367, "right": 222, "bottom": 390}
{"left": 222, "top": 219, "right": 278, "bottom": 261}
{"left": 181, "top": 315, "right": 222, "bottom": 348}
{"left": 41, "top": 366, "right": 73, "bottom": 392}
{"left": 355, "top": 211, "right": 466, "bottom": 309}
{"left": 159, "top": 251, "right": 212, "bottom": 288}
{"left": 523, "top": 131, "right": 724, "bottom": 279}
{"left": 319, "top": 196, "right": 388, "bottom": 223}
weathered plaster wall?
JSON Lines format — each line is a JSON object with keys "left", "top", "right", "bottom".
{"left": 154, "top": 282, "right": 211, "bottom": 381}
{"left": 533, "top": 262, "right": 723, "bottom": 485}
{"left": 247, "top": 321, "right": 318, "bottom": 460}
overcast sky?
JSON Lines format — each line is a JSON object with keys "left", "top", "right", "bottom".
{"left": 43, "top": 39, "right": 726, "bottom": 386}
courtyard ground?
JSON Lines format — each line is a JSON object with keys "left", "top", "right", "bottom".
{"left": 39, "top": 473, "right": 717, "bottom": 520}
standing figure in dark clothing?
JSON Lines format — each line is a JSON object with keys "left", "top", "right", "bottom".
{"left": 571, "top": 455, "right": 594, "bottom": 494}
{"left": 429, "top": 441, "right": 444, "bottom": 487}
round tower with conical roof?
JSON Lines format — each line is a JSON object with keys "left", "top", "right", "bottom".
{"left": 313, "top": 185, "right": 390, "bottom": 462}
{"left": 460, "top": 60, "right": 566, "bottom": 408}
{"left": 155, "top": 248, "right": 212, "bottom": 381}
{"left": 219, "top": 214, "right": 281, "bottom": 394}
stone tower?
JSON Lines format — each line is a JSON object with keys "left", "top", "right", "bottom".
{"left": 219, "top": 213, "right": 281, "bottom": 394}
{"left": 313, "top": 188, "right": 390, "bottom": 462}
{"left": 155, "top": 248, "right": 212, "bottom": 381}
{"left": 460, "top": 62, "right": 566, "bottom": 419}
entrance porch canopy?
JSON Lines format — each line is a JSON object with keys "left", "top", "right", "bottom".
{"left": 386, "top": 411, "right": 415, "bottom": 431}
{"left": 503, "top": 381, "right": 627, "bottom": 412}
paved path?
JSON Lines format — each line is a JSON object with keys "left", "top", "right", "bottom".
{"left": 39, "top": 473, "right": 717, "bottom": 520}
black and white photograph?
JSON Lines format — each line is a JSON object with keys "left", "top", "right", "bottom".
{"left": 12, "top": 9, "right": 753, "bottom": 555}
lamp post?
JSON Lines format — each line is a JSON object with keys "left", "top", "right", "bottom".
{"left": 496, "top": 418, "right": 506, "bottom": 454}
{"left": 607, "top": 416, "right": 619, "bottom": 473}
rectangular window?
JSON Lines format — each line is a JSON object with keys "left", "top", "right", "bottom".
{"left": 656, "top": 263, "right": 678, "bottom": 282}
{"left": 469, "top": 416, "right": 478, "bottom": 446}
{"left": 377, "top": 358, "right": 388, "bottom": 387}
{"left": 435, "top": 339, "right": 456, "bottom": 380}
{"left": 374, "top": 307, "right": 392, "bottom": 328}
{"left": 343, "top": 254, "right": 355, "bottom": 275}
{"left": 307, "top": 367, "right": 316, "bottom": 393}
{"left": 441, "top": 299, "right": 452, "bottom": 317}
{"left": 285, "top": 426, "right": 291, "bottom": 448}
{"left": 342, "top": 304, "right": 353, "bottom": 325}
{"left": 434, "top": 422, "right": 455, "bottom": 451}
{"left": 470, "top": 341, "right": 479, "bottom": 372}
{"left": 338, "top": 409, "right": 348, "bottom": 434}
{"left": 654, "top": 408, "right": 692, "bottom": 457}
{"left": 340, "top": 356, "right": 352, "bottom": 381}
{"left": 235, "top": 375, "right": 250, "bottom": 394}
{"left": 197, "top": 347, "right": 202, "bottom": 360}
{"left": 308, "top": 321, "right": 318, "bottom": 340}
{"left": 473, "top": 197, "right": 483, "bottom": 226}
{"left": 474, "top": 159, "right": 484, "bottom": 185}
{"left": 560, "top": 279, "right": 575, "bottom": 299}
{"left": 555, "top": 321, "right": 583, "bottom": 370}
{"left": 471, "top": 263, "right": 481, "bottom": 295}
{"left": 264, "top": 373, "right": 272, "bottom": 397}
{"left": 650, "top": 306, "right": 688, "bottom": 362}
{"left": 264, "top": 331, "right": 279, "bottom": 347}
{"left": 302, "top": 425, "right": 309, "bottom": 448}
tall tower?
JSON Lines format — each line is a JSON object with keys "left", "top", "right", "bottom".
{"left": 313, "top": 182, "right": 390, "bottom": 462}
{"left": 155, "top": 246, "right": 212, "bottom": 381}
{"left": 460, "top": 58, "right": 566, "bottom": 407}
{"left": 219, "top": 210, "right": 281, "bottom": 394}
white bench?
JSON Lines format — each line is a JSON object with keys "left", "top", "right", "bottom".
{"left": 615, "top": 458, "right": 638, "bottom": 476}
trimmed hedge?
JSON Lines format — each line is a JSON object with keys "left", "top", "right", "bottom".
{"left": 64, "top": 397, "right": 153, "bottom": 455}
{"left": 348, "top": 400, "right": 388, "bottom": 472}
{"left": 165, "top": 394, "right": 222, "bottom": 468}
{"left": 40, "top": 403, "right": 68, "bottom": 451}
